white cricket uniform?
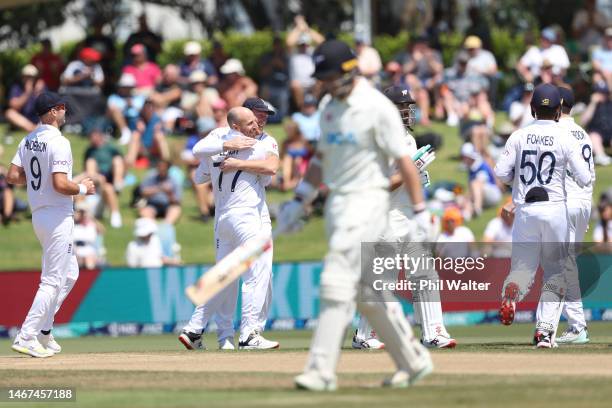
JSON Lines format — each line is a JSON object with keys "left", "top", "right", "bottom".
{"left": 11, "top": 124, "right": 79, "bottom": 340}
{"left": 494, "top": 119, "right": 591, "bottom": 335}
{"left": 559, "top": 116, "right": 596, "bottom": 332}
{"left": 184, "top": 127, "right": 278, "bottom": 344}
{"left": 304, "top": 79, "right": 429, "bottom": 382}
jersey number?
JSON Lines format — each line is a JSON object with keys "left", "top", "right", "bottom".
{"left": 519, "top": 150, "right": 556, "bottom": 185}
{"left": 217, "top": 171, "right": 242, "bottom": 192}
{"left": 30, "top": 157, "right": 42, "bottom": 191}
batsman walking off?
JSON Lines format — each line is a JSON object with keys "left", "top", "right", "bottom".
{"left": 278, "top": 39, "right": 433, "bottom": 391}
{"left": 7, "top": 92, "right": 96, "bottom": 357}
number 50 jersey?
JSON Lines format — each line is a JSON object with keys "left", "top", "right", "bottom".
{"left": 11, "top": 124, "right": 74, "bottom": 215}
{"left": 494, "top": 119, "right": 592, "bottom": 205}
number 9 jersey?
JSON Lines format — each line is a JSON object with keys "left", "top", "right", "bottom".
{"left": 494, "top": 119, "right": 592, "bottom": 204}
{"left": 11, "top": 124, "right": 74, "bottom": 215}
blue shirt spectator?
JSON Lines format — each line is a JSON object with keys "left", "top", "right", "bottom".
{"left": 291, "top": 94, "right": 320, "bottom": 142}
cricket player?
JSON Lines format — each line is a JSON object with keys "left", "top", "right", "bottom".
{"left": 179, "top": 106, "right": 280, "bottom": 350}
{"left": 278, "top": 39, "right": 433, "bottom": 391}
{"left": 494, "top": 84, "right": 592, "bottom": 348}
{"left": 555, "top": 86, "right": 595, "bottom": 344}
{"left": 7, "top": 92, "right": 95, "bottom": 357}
{"left": 353, "top": 85, "right": 456, "bottom": 350}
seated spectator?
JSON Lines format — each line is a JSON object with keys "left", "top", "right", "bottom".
{"left": 356, "top": 38, "right": 382, "bottom": 85}
{"left": 123, "top": 13, "right": 162, "bottom": 63}
{"left": 30, "top": 39, "right": 64, "bottom": 91}
{"left": 218, "top": 58, "right": 257, "bottom": 108}
{"left": 0, "top": 165, "right": 15, "bottom": 226}
{"left": 126, "top": 99, "right": 170, "bottom": 167}
{"left": 107, "top": 73, "right": 146, "bottom": 145}
{"left": 60, "top": 47, "right": 104, "bottom": 93}
{"left": 212, "top": 98, "right": 228, "bottom": 127}
{"left": 509, "top": 82, "right": 535, "bottom": 130}
{"left": 122, "top": 43, "right": 161, "bottom": 95}
{"left": 435, "top": 207, "right": 476, "bottom": 258}
{"left": 290, "top": 94, "right": 320, "bottom": 143}
{"left": 280, "top": 120, "right": 311, "bottom": 191}
{"left": 180, "top": 41, "right": 218, "bottom": 86}
{"left": 126, "top": 217, "right": 164, "bottom": 267}
{"left": 73, "top": 200, "right": 104, "bottom": 269}
{"left": 259, "top": 36, "right": 290, "bottom": 120}
{"left": 286, "top": 15, "right": 324, "bottom": 110}
{"left": 5, "top": 64, "right": 46, "bottom": 132}
{"left": 395, "top": 35, "right": 443, "bottom": 125}
{"left": 572, "top": 0, "right": 609, "bottom": 55}
{"left": 463, "top": 35, "right": 498, "bottom": 102}
{"left": 516, "top": 27, "right": 570, "bottom": 84}
{"left": 594, "top": 190, "right": 612, "bottom": 243}
{"left": 483, "top": 199, "right": 514, "bottom": 258}
{"left": 592, "top": 27, "right": 612, "bottom": 90}
{"left": 82, "top": 129, "right": 124, "bottom": 228}
{"left": 138, "top": 160, "right": 182, "bottom": 225}
{"left": 581, "top": 81, "right": 612, "bottom": 166}
{"left": 149, "top": 64, "right": 183, "bottom": 130}
{"left": 460, "top": 142, "right": 502, "bottom": 218}
{"left": 210, "top": 40, "right": 229, "bottom": 73}
{"left": 180, "top": 70, "right": 219, "bottom": 122}
{"left": 382, "top": 60, "right": 403, "bottom": 88}
{"left": 537, "top": 59, "right": 568, "bottom": 87}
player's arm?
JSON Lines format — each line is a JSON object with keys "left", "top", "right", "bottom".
{"left": 6, "top": 164, "right": 26, "bottom": 186}
{"left": 52, "top": 172, "right": 95, "bottom": 196}
{"left": 494, "top": 134, "right": 518, "bottom": 184}
{"left": 396, "top": 155, "right": 425, "bottom": 207}
{"left": 192, "top": 131, "right": 256, "bottom": 159}
{"left": 220, "top": 153, "right": 279, "bottom": 176}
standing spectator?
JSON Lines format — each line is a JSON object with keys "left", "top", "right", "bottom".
{"left": 290, "top": 93, "right": 320, "bottom": 143}
{"left": 212, "top": 98, "right": 228, "bottom": 127}
{"left": 483, "top": 199, "right": 514, "bottom": 258}
{"left": 82, "top": 128, "right": 124, "bottom": 228}
{"left": 126, "top": 217, "right": 164, "bottom": 267}
{"left": 123, "top": 13, "right": 163, "bottom": 63}
{"left": 126, "top": 100, "right": 170, "bottom": 167}
{"left": 509, "top": 82, "right": 535, "bottom": 130}
{"left": 572, "top": 0, "right": 609, "bottom": 55}
{"left": 107, "top": 73, "right": 146, "bottom": 145}
{"left": 60, "top": 47, "right": 104, "bottom": 92}
{"left": 594, "top": 191, "right": 612, "bottom": 243}
{"left": 138, "top": 160, "right": 182, "bottom": 225}
{"left": 435, "top": 207, "right": 476, "bottom": 258}
{"left": 210, "top": 40, "right": 229, "bottom": 73}
{"left": 0, "top": 165, "right": 15, "bottom": 226}
{"left": 356, "top": 38, "right": 382, "bottom": 84}
{"left": 280, "top": 120, "right": 310, "bottom": 191}
{"left": 592, "top": 27, "right": 612, "bottom": 90}
{"left": 218, "top": 58, "right": 257, "bottom": 108}
{"left": 516, "top": 28, "right": 570, "bottom": 84}
{"left": 259, "top": 36, "right": 290, "bottom": 120}
{"left": 83, "top": 17, "right": 116, "bottom": 94}
{"left": 580, "top": 80, "right": 612, "bottom": 166}
{"left": 30, "top": 39, "right": 63, "bottom": 92}
{"left": 149, "top": 64, "right": 184, "bottom": 130}
{"left": 460, "top": 142, "right": 502, "bottom": 218}
{"left": 5, "top": 65, "right": 46, "bottom": 132}
{"left": 180, "top": 41, "right": 218, "bottom": 86}
{"left": 464, "top": 6, "right": 492, "bottom": 51}
{"left": 73, "top": 201, "right": 104, "bottom": 269}
{"left": 122, "top": 44, "right": 162, "bottom": 95}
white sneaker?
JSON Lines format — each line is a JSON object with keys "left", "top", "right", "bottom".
{"left": 38, "top": 333, "right": 61, "bottom": 354}
{"left": 218, "top": 337, "right": 235, "bottom": 350}
{"left": 446, "top": 113, "right": 459, "bottom": 127}
{"left": 12, "top": 336, "right": 53, "bottom": 358}
{"left": 352, "top": 332, "right": 385, "bottom": 350}
{"left": 557, "top": 327, "right": 589, "bottom": 345}
{"left": 238, "top": 330, "right": 279, "bottom": 350}
{"left": 119, "top": 128, "right": 132, "bottom": 145}
{"left": 295, "top": 370, "right": 337, "bottom": 391}
{"left": 110, "top": 211, "right": 122, "bottom": 228}
{"left": 422, "top": 334, "right": 457, "bottom": 349}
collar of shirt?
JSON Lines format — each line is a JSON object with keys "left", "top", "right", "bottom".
{"left": 559, "top": 116, "right": 575, "bottom": 124}
{"left": 533, "top": 119, "right": 558, "bottom": 126}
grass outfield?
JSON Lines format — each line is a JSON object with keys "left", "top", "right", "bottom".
{"left": 1, "top": 322, "right": 612, "bottom": 407}
{"left": 2, "top": 119, "right": 611, "bottom": 270}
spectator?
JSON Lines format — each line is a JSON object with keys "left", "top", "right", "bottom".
{"left": 382, "top": 60, "right": 403, "bottom": 88}
{"left": 259, "top": 36, "right": 290, "bottom": 120}
{"left": 286, "top": 15, "right": 324, "bottom": 110}
{"left": 516, "top": 27, "right": 570, "bottom": 84}
{"left": 60, "top": 47, "right": 104, "bottom": 92}
{"left": 280, "top": 120, "right": 310, "bottom": 191}
{"left": 460, "top": 142, "right": 502, "bottom": 218}
{"left": 73, "top": 200, "right": 104, "bottom": 269}
{"left": 509, "top": 82, "right": 535, "bottom": 130}
{"left": 0, "top": 165, "right": 15, "bottom": 226}
{"left": 395, "top": 35, "right": 443, "bottom": 125}
{"left": 210, "top": 40, "right": 229, "bottom": 73}
{"left": 537, "top": 59, "right": 568, "bottom": 87}
{"left": 211, "top": 98, "right": 228, "bottom": 127}
{"left": 217, "top": 58, "right": 257, "bottom": 108}
{"left": 138, "top": 160, "right": 182, "bottom": 225}
{"left": 122, "top": 44, "right": 162, "bottom": 95}
{"left": 464, "top": 6, "right": 492, "bottom": 51}
{"left": 592, "top": 27, "right": 612, "bottom": 90}
{"left": 107, "top": 73, "right": 146, "bottom": 145}
{"left": 149, "top": 64, "right": 184, "bottom": 130}
{"left": 290, "top": 93, "right": 320, "bottom": 143}
{"left": 180, "top": 41, "right": 218, "bottom": 86}
{"left": 463, "top": 35, "right": 498, "bottom": 103}
{"left": 82, "top": 129, "right": 124, "bottom": 228}
{"left": 572, "top": 0, "right": 609, "bottom": 54}
{"left": 594, "top": 191, "right": 612, "bottom": 243}
{"left": 126, "top": 217, "right": 164, "bottom": 267}
{"left": 483, "top": 199, "right": 514, "bottom": 258}
{"left": 126, "top": 99, "right": 170, "bottom": 167}
{"left": 581, "top": 81, "right": 612, "bottom": 166}
{"left": 180, "top": 70, "right": 219, "bottom": 122}
{"left": 30, "top": 39, "right": 63, "bottom": 91}
{"left": 435, "top": 207, "right": 476, "bottom": 258}
{"left": 356, "top": 38, "right": 382, "bottom": 84}
{"left": 83, "top": 17, "right": 116, "bottom": 93}
{"left": 5, "top": 64, "right": 45, "bottom": 132}
{"left": 123, "top": 13, "right": 163, "bottom": 63}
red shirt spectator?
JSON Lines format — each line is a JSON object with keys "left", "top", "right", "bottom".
{"left": 30, "top": 39, "right": 64, "bottom": 91}
{"left": 122, "top": 44, "right": 161, "bottom": 93}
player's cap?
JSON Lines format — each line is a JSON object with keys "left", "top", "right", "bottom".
{"left": 21, "top": 64, "right": 39, "bottom": 77}
{"left": 80, "top": 47, "right": 101, "bottom": 62}
{"left": 530, "top": 83, "right": 561, "bottom": 109}
{"left": 605, "top": 27, "right": 612, "bottom": 37}
{"left": 130, "top": 43, "right": 146, "bottom": 55}
{"left": 312, "top": 39, "right": 358, "bottom": 79}
{"left": 303, "top": 93, "right": 318, "bottom": 106}
{"left": 34, "top": 92, "right": 67, "bottom": 117}
{"left": 189, "top": 70, "right": 207, "bottom": 84}
{"left": 541, "top": 27, "right": 557, "bottom": 42}
{"left": 117, "top": 73, "right": 136, "bottom": 88}
{"left": 219, "top": 58, "right": 245, "bottom": 75}
{"left": 557, "top": 86, "right": 575, "bottom": 109}
{"left": 243, "top": 97, "right": 275, "bottom": 115}
{"left": 184, "top": 41, "right": 202, "bottom": 56}
{"left": 383, "top": 85, "right": 415, "bottom": 104}
{"left": 460, "top": 142, "right": 479, "bottom": 160}
{"left": 134, "top": 218, "right": 158, "bottom": 237}
{"left": 464, "top": 35, "right": 482, "bottom": 49}
{"left": 197, "top": 117, "right": 216, "bottom": 134}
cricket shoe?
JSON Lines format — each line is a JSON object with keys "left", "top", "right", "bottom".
{"left": 218, "top": 337, "right": 235, "bottom": 350}
{"left": 11, "top": 336, "right": 53, "bottom": 358}
{"left": 295, "top": 370, "right": 337, "bottom": 392}
{"left": 178, "top": 330, "right": 205, "bottom": 350}
{"left": 382, "top": 359, "right": 433, "bottom": 388}
{"left": 352, "top": 331, "right": 385, "bottom": 350}
{"left": 38, "top": 333, "right": 61, "bottom": 354}
{"left": 422, "top": 334, "right": 457, "bottom": 349}
{"left": 499, "top": 282, "right": 519, "bottom": 325}
{"left": 557, "top": 327, "right": 590, "bottom": 345}
{"left": 534, "top": 331, "right": 558, "bottom": 349}
{"left": 238, "top": 330, "right": 279, "bottom": 350}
